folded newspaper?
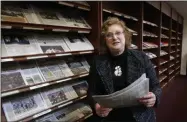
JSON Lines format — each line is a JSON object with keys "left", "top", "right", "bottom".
{"left": 92, "top": 73, "right": 149, "bottom": 108}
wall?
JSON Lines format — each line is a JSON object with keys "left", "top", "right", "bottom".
{"left": 181, "top": 18, "right": 187, "bottom": 75}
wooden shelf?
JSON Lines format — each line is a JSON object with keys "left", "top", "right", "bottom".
{"left": 160, "top": 53, "right": 168, "bottom": 57}
{"left": 172, "top": 30, "right": 176, "bottom": 33}
{"left": 174, "top": 72, "right": 178, "bottom": 77}
{"left": 160, "top": 60, "right": 168, "bottom": 65}
{"left": 143, "top": 32, "right": 158, "bottom": 37}
{"left": 143, "top": 47, "right": 158, "bottom": 50}
{"left": 170, "top": 58, "right": 175, "bottom": 61}
{"left": 1, "top": 50, "right": 94, "bottom": 62}
{"left": 159, "top": 75, "right": 167, "bottom": 83}
{"left": 143, "top": 35, "right": 158, "bottom": 38}
{"left": 175, "top": 66, "right": 180, "bottom": 71}
{"left": 169, "top": 70, "right": 175, "bottom": 75}
{"left": 74, "top": 113, "right": 93, "bottom": 122}
{"left": 176, "top": 71, "right": 180, "bottom": 75}
{"left": 103, "top": 8, "right": 138, "bottom": 21}
{"left": 161, "top": 45, "right": 169, "bottom": 48}
{"left": 58, "top": 1, "right": 91, "bottom": 11}
{"left": 161, "top": 26, "right": 169, "bottom": 31}
{"left": 1, "top": 21, "right": 91, "bottom": 33}
{"left": 161, "top": 34, "right": 169, "bottom": 39}
{"left": 169, "top": 64, "right": 175, "bottom": 68}
{"left": 161, "top": 82, "right": 168, "bottom": 89}
{"left": 159, "top": 68, "right": 167, "bottom": 75}
{"left": 169, "top": 76, "right": 175, "bottom": 82}
{"left": 143, "top": 20, "right": 158, "bottom": 27}
{"left": 1, "top": 73, "right": 89, "bottom": 97}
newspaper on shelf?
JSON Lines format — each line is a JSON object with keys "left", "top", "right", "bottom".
{"left": 2, "top": 92, "right": 47, "bottom": 122}
{"left": 92, "top": 73, "right": 149, "bottom": 108}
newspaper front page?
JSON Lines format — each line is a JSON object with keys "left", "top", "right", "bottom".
{"left": 92, "top": 73, "right": 149, "bottom": 108}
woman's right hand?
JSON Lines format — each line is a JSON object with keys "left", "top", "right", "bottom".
{"left": 95, "top": 103, "right": 112, "bottom": 117}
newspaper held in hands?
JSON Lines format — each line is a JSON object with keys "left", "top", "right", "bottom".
{"left": 92, "top": 73, "right": 149, "bottom": 108}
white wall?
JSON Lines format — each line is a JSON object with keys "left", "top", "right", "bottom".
{"left": 181, "top": 18, "right": 187, "bottom": 75}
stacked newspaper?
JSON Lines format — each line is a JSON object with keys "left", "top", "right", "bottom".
{"left": 92, "top": 73, "right": 149, "bottom": 108}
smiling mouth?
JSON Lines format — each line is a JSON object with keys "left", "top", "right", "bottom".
{"left": 113, "top": 42, "right": 120, "bottom": 45}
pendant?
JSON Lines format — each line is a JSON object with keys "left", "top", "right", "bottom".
{"left": 114, "top": 66, "right": 122, "bottom": 76}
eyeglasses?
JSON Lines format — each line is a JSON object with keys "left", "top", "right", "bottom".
{"left": 105, "top": 31, "right": 124, "bottom": 39}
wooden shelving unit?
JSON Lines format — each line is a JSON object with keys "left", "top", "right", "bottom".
{"left": 1, "top": 1, "right": 94, "bottom": 122}
{"left": 1, "top": 73, "right": 89, "bottom": 98}
{"left": 1, "top": 1, "right": 184, "bottom": 122}
{"left": 58, "top": 1, "right": 91, "bottom": 11}
{"left": 1, "top": 50, "right": 94, "bottom": 62}
{"left": 87, "top": 1, "right": 184, "bottom": 89}
{"left": 1, "top": 21, "right": 92, "bottom": 33}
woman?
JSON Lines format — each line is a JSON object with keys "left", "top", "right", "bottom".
{"left": 87, "top": 17, "right": 162, "bottom": 122}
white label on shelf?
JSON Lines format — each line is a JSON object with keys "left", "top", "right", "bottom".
{"left": 52, "top": 29, "right": 69, "bottom": 32}
{"left": 79, "top": 74, "right": 88, "bottom": 78}
{"left": 78, "top": 30, "right": 90, "bottom": 33}
{"left": 170, "top": 76, "right": 174, "bottom": 80}
{"left": 42, "top": 83, "right": 50, "bottom": 86}
{"left": 58, "top": 1, "right": 74, "bottom": 7}
{"left": 23, "top": 27, "right": 44, "bottom": 30}
{"left": 103, "top": 9, "right": 112, "bottom": 13}
{"left": 56, "top": 78, "right": 72, "bottom": 83}
{"left": 133, "top": 33, "right": 138, "bottom": 36}
{"left": 163, "top": 83, "right": 167, "bottom": 86}
{"left": 79, "top": 51, "right": 93, "bottom": 54}
{"left": 30, "top": 83, "right": 49, "bottom": 90}
{"left": 55, "top": 53, "right": 72, "bottom": 57}
{"left": 132, "top": 18, "right": 138, "bottom": 21}
{"left": 33, "top": 109, "right": 52, "bottom": 118}
{"left": 78, "top": 6, "right": 90, "bottom": 11}
{"left": 1, "top": 58, "right": 14, "bottom": 62}
{"left": 27, "top": 55, "right": 48, "bottom": 60}
{"left": 164, "top": 76, "right": 167, "bottom": 80}
{"left": 85, "top": 113, "right": 93, "bottom": 119}
{"left": 58, "top": 101, "right": 73, "bottom": 108}
{"left": 80, "top": 95, "right": 87, "bottom": 99}
{"left": 1, "top": 90, "right": 19, "bottom": 97}
{"left": 30, "top": 85, "right": 41, "bottom": 90}
{"left": 2, "top": 25, "right": 12, "bottom": 29}
{"left": 123, "top": 14, "right": 131, "bottom": 19}
{"left": 114, "top": 12, "right": 122, "bottom": 16}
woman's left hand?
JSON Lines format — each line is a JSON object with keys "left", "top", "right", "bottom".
{"left": 138, "top": 92, "right": 156, "bottom": 107}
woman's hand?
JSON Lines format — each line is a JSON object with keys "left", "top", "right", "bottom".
{"left": 95, "top": 103, "right": 112, "bottom": 117}
{"left": 138, "top": 92, "right": 156, "bottom": 107}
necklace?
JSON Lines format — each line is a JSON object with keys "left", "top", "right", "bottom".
{"left": 114, "top": 66, "right": 122, "bottom": 76}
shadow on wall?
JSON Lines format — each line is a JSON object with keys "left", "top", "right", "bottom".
{"left": 186, "top": 54, "right": 187, "bottom": 75}
{"left": 181, "top": 53, "right": 187, "bottom": 75}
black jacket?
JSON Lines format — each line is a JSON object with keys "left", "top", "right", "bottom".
{"left": 87, "top": 49, "right": 162, "bottom": 122}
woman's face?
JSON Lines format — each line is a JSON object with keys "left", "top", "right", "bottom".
{"left": 105, "top": 24, "right": 125, "bottom": 54}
